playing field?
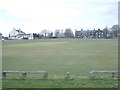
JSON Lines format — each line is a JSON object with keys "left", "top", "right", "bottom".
{"left": 2, "top": 39, "right": 118, "bottom": 88}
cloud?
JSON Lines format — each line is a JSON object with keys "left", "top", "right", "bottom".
{"left": 0, "top": 0, "right": 119, "bottom": 36}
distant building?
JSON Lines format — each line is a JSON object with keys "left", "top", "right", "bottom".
{"left": 75, "top": 29, "right": 108, "bottom": 39}
{"left": 94, "top": 29, "right": 105, "bottom": 38}
{"left": 16, "top": 33, "right": 33, "bottom": 40}
{"left": 75, "top": 30, "right": 82, "bottom": 38}
{"left": 9, "top": 28, "right": 33, "bottom": 40}
{"left": 75, "top": 29, "right": 86, "bottom": 38}
{"left": 86, "top": 29, "right": 96, "bottom": 38}
{"left": 75, "top": 29, "right": 93, "bottom": 38}
{"left": 9, "top": 28, "right": 25, "bottom": 39}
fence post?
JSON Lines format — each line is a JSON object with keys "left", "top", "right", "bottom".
{"left": 22, "top": 72, "right": 27, "bottom": 79}
{"left": 43, "top": 71, "right": 48, "bottom": 79}
{"left": 2, "top": 72, "right": 6, "bottom": 78}
{"left": 112, "top": 72, "right": 115, "bottom": 78}
{"left": 65, "top": 72, "right": 70, "bottom": 79}
{"left": 89, "top": 72, "right": 95, "bottom": 79}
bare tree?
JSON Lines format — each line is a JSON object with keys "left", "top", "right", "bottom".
{"left": 111, "top": 25, "right": 119, "bottom": 37}
{"left": 40, "top": 30, "right": 50, "bottom": 38}
{"left": 64, "top": 28, "right": 74, "bottom": 38}
{"left": 54, "top": 29, "right": 60, "bottom": 37}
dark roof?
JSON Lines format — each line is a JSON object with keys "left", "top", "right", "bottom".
{"left": 75, "top": 31, "right": 81, "bottom": 33}
{"left": 18, "top": 34, "right": 31, "bottom": 35}
{"left": 94, "top": 29, "right": 103, "bottom": 33}
{"left": 15, "top": 30, "right": 25, "bottom": 34}
{"left": 16, "top": 34, "right": 31, "bottom": 37}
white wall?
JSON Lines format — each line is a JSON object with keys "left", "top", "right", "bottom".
{"left": 9, "top": 30, "right": 19, "bottom": 37}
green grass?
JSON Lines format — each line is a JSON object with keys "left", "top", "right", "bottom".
{"left": 2, "top": 39, "right": 118, "bottom": 88}
{"left": 3, "top": 78, "right": 118, "bottom": 88}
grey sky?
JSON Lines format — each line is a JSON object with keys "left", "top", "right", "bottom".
{"left": 0, "top": 0, "right": 119, "bottom": 36}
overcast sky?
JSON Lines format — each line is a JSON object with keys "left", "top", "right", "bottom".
{"left": 0, "top": 0, "right": 119, "bottom": 36}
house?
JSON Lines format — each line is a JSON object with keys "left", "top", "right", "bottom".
{"left": 75, "top": 29, "right": 85, "bottom": 38}
{"left": 83, "top": 29, "right": 96, "bottom": 38}
{"left": 75, "top": 29, "right": 108, "bottom": 39}
{"left": 9, "top": 28, "right": 25, "bottom": 39}
{"left": 0, "top": 33, "right": 2, "bottom": 40}
{"left": 9, "top": 28, "right": 33, "bottom": 40}
{"left": 94, "top": 29, "right": 105, "bottom": 38}
{"left": 75, "top": 30, "right": 82, "bottom": 38}
{"left": 75, "top": 29, "right": 97, "bottom": 38}
{"left": 16, "top": 33, "right": 33, "bottom": 40}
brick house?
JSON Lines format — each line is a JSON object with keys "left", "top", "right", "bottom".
{"left": 75, "top": 29, "right": 86, "bottom": 38}
{"left": 94, "top": 29, "right": 105, "bottom": 38}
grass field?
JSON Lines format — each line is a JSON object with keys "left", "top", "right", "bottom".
{"left": 2, "top": 39, "right": 118, "bottom": 88}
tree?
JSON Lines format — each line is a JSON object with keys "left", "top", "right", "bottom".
{"left": 118, "top": 25, "right": 120, "bottom": 37}
{"left": 33, "top": 33, "right": 40, "bottom": 39}
{"left": 54, "top": 29, "right": 60, "bottom": 37}
{"left": 111, "top": 25, "right": 119, "bottom": 37}
{"left": 33, "top": 33, "right": 37, "bottom": 39}
{"left": 40, "top": 30, "right": 50, "bottom": 38}
{"left": 48, "top": 32, "right": 53, "bottom": 38}
{"left": 41, "top": 30, "right": 47, "bottom": 37}
{"left": 64, "top": 28, "right": 74, "bottom": 38}
{"left": 103, "top": 27, "right": 109, "bottom": 38}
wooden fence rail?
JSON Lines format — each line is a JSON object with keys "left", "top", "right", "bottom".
{"left": 2, "top": 71, "right": 48, "bottom": 79}
{"left": 89, "top": 70, "right": 119, "bottom": 79}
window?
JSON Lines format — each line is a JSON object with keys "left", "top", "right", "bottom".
{"left": 102, "top": 34, "right": 103, "bottom": 37}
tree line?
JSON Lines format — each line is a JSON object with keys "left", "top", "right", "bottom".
{"left": 33, "top": 24, "right": 120, "bottom": 39}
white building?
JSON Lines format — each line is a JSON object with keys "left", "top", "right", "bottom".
{"left": 16, "top": 33, "right": 33, "bottom": 40}
{"left": 9, "top": 28, "right": 33, "bottom": 40}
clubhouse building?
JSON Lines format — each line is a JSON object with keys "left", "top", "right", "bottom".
{"left": 9, "top": 28, "right": 33, "bottom": 40}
